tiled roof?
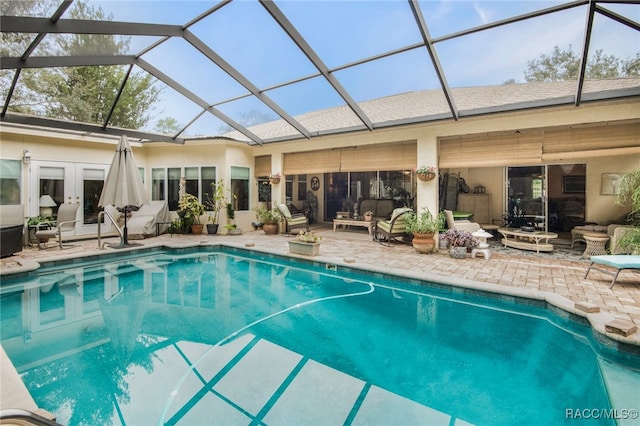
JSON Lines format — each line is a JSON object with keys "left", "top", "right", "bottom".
{"left": 225, "top": 78, "right": 640, "bottom": 143}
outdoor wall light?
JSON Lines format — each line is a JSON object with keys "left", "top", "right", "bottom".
{"left": 23, "top": 149, "right": 31, "bottom": 164}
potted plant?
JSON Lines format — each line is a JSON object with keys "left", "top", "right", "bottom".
{"left": 414, "top": 165, "right": 437, "bottom": 182}
{"left": 269, "top": 172, "right": 282, "bottom": 184}
{"left": 255, "top": 206, "right": 282, "bottom": 235}
{"left": 225, "top": 197, "right": 242, "bottom": 235}
{"left": 168, "top": 218, "right": 186, "bottom": 235}
{"left": 615, "top": 168, "right": 640, "bottom": 254}
{"left": 363, "top": 210, "right": 374, "bottom": 222}
{"left": 205, "top": 180, "right": 226, "bottom": 235}
{"left": 288, "top": 230, "right": 322, "bottom": 256}
{"left": 404, "top": 208, "right": 444, "bottom": 253}
{"left": 441, "top": 229, "right": 478, "bottom": 258}
{"left": 178, "top": 193, "right": 206, "bottom": 234}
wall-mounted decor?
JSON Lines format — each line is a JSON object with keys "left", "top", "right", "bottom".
{"left": 563, "top": 175, "right": 585, "bottom": 193}
{"left": 601, "top": 173, "right": 623, "bottom": 195}
{"left": 310, "top": 176, "right": 320, "bottom": 191}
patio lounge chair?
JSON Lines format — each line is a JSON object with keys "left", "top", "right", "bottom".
{"left": 444, "top": 209, "right": 480, "bottom": 233}
{"left": 277, "top": 204, "right": 309, "bottom": 234}
{"left": 373, "top": 207, "right": 412, "bottom": 246}
{"left": 584, "top": 255, "right": 640, "bottom": 288}
{"left": 35, "top": 203, "right": 80, "bottom": 249}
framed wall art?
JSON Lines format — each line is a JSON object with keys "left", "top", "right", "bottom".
{"left": 601, "top": 173, "right": 622, "bottom": 195}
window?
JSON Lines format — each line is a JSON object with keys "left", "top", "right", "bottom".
{"left": 82, "top": 168, "right": 105, "bottom": 225}
{"left": 202, "top": 167, "right": 217, "bottom": 207}
{"left": 39, "top": 166, "right": 65, "bottom": 215}
{"left": 230, "top": 166, "right": 249, "bottom": 211}
{"left": 297, "top": 175, "right": 307, "bottom": 201}
{"left": 153, "top": 166, "right": 219, "bottom": 211}
{"left": 532, "top": 178, "right": 544, "bottom": 198}
{"left": 152, "top": 168, "right": 166, "bottom": 202}
{"left": 0, "top": 160, "right": 20, "bottom": 205}
{"left": 257, "top": 177, "right": 271, "bottom": 202}
{"left": 184, "top": 167, "right": 199, "bottom": 197}
{"left": 168, "top": 168, "right": 181, "bottom": 210}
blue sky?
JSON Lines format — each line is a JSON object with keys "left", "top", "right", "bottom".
{"left": 60, "top": 1, "right": 640, "bottom": 137}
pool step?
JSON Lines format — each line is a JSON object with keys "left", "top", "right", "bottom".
{"left": 165, "top": 335, "right": 469, "bottom": 425}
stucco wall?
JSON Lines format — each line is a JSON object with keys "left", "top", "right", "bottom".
{"left": 1, "top": 97, "right": 638, "bottom": 234}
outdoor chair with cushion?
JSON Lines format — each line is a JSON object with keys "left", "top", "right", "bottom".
{"left": 373, "top": 207, "right": 412, "bottom": 246}
{"left": 584, "top": 255, "right": 640, "bottom": 288}
{"left": 35, "top": 203, "right": 80, "bottom": 249}
{"left": 277, "top": 203, "right": 309, "bottom": 234}
{"left": 444, "top": 209, "right": 480, "bottom": 233}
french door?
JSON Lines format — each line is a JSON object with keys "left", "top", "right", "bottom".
{"left": 29, "top": 161, "right": 111, "bottom": 236}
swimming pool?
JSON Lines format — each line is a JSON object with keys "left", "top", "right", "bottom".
{"left": 1, "top": 246, "right": 639, "bottom": 425}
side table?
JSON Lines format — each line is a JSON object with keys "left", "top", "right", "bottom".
{"left": 582, "top": 233, "right": 609, "bottom": 258}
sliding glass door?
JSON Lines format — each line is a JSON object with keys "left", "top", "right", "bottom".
{"left": 506, "top": 166, "right": 546, "bottom": 231}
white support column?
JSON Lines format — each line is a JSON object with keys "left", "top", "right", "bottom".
{"left": 416, "top": 135, "right": 439, "bottom": 214}
{"left": 271, "top": 153, "right": 285, "bottom": 206}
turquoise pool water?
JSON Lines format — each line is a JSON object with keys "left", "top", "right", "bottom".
{"left": 1, "top": 247, "right": 638, "bottom": 425}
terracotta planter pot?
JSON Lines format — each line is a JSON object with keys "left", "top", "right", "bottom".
{"left": 191, "top": 224, "right": 204, "bottom": 234}
{"left": 411, "top": 233, "right": 436, "bottom": 254}
{"left": 263, "top": 223, "right": 279, "bottom": 235}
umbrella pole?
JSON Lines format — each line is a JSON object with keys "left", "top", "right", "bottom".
{"left": 123, "top": 206, "right": 128, "bottom": 245}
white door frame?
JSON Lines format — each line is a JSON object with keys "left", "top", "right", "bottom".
{"left": 29, "top": 160, "right": 111, "bottom": 236}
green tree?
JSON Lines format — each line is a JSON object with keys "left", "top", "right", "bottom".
{"left": 0, "top": 0, "right": 56, "bottom": 114}
{"left": 3, "top": 0, "right": 160, "bottom": 129}
{"left": 525, "top": 45, "right": 639, "bottom": 82}
{"left": 155, "top": 117, "right": 182, "bottom": 135}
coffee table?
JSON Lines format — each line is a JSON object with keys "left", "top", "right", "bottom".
{"left": 333, "top": 218, "right": 376, "bottom": 236}
{"left": 498, "top": 228, "right": 558, "bottom": 253}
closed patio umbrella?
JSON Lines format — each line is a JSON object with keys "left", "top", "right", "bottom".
{"left": 99, "top": 135, "right": 150, "bottom": 247}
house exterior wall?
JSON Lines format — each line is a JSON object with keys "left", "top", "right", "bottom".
{"left": 1, "top": 97, "right": 638, "bottom": 234}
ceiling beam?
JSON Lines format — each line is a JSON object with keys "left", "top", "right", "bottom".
{"left": 0, "top": 15, "right": 183, "bottom": 37}
{"left": 408, "top": 0, "right": 459, "bottom": 121}
{"left": 575, "top": 1, "right": 596, "bottom": 106}
{"left": 432, "top": 1, "right": 588, "bottom": 44}
{"left": 0, "top": 55, "right": 134, "bottom": 70}
{"left": 103, "top": 64, "right": 134, "bottom": 130}
{"left": 136, "top": 58, "right": 264, "bottom": 145}
{"left": 595, "top": 4, "right": 640, "bottom": 31}
{"left": 183, "top": 29, "right": 311, "bottom": 139}
{"left": 260, "top": 0, "right": 374, "bottom": 131}
{"left": 21, "top": 1, "right": 73, "bottom": 60}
